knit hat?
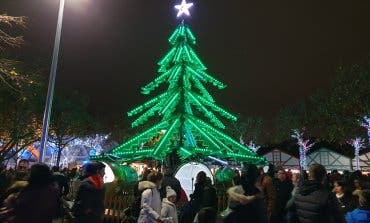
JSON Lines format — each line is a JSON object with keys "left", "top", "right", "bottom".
{"left": 166, "top": 186, "right": 177, "bottom": 198}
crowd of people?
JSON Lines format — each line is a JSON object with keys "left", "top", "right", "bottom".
{"left": 1, "top": 159, "right": 370, "bottom": 223}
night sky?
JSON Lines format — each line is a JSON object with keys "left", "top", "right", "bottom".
{"left": 2, "top": 0, "right": 370, "bottom": 127}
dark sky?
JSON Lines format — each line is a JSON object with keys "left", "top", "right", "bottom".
{"left": 2, "top": 0, "right": 370, "bottom": 127}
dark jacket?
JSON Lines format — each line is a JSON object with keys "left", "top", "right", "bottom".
{"left": 72, "top": 176, "right": 105, "bottom": 223}
{"left": 223, "top": 197, "right": 268, "bottom": 223}
{"left": 336, "top": 193, "right": 357, "bottom": 215}
{"left": 273, "top": 179, "right": 293, "bottom": 222}
{"left": 289, "top": 180, "right": 345, "bottom": 223}
{"left": 1, "top": 182, "right": 59, "bottom": 223}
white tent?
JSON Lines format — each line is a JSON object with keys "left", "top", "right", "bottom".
{"left": 263, "top": 149, "right": 300, "bottom": 170}
{"left": 307, "top": 147, "right": 352, "bottom": 171}
{"left": 175, "top": 162, "right": 213, "bottom": 199}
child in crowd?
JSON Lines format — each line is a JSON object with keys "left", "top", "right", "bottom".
{"left": 161, "top": 186, "right": 178, "bottom": 223}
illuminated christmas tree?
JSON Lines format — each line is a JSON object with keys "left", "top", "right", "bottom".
{"left": 93, "top": 0, "right": 265, "bottom": 165}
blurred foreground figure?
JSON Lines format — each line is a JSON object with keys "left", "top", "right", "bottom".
{"left": 0, "top": 163, "right": 59, "bottom": 223}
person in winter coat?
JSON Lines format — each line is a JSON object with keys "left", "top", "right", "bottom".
{"left": 138, "top": 171, "right": 165, "bottom": 223}
{"left": 332, "top": 180, "right": 357, "bottom": 215}
{"left": 287, "top": 164, "right": 345, "bottom": 223}
{"left": 222, "top": 164, "right": 268, "bottom": 223}
{"left": 160, "top": 167, "right": 182, "bottom": 202}
{"left": 1, "top": 163, "right": 59, "bottom": 223}
{"left": 346, "top": 190, "right": 370, "bottom": 223}
{"left": 72, "top": 162, "right": 106, "bottom": 223}
{"left": 161, "top": 186, "right": 178, "bottom": 223}
{"left": 272, "top": 168, "right": 293, "bottom": 223}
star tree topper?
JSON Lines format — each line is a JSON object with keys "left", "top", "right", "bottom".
{"left": 175, "top": 0, "right": 194, "bottom": 18}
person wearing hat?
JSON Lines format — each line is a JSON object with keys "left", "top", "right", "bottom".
{"left": 161, "top": 186, "right": 178, "bottom": 223}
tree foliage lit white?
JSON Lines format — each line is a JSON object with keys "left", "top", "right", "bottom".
{"left": 361, "top": 116, "right": 370, "bottom": 144}
{"left": 348, "top": 137, "right": 365, "bottom": 171}
{"left": 291, "top": 129, "right": 315, "bottom": 170}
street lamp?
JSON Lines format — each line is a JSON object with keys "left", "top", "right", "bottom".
{"left": 39, "top": 0, "right": 65, "bottom": 163}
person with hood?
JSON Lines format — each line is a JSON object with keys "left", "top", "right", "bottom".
{"left": 288, "top": 164, "right": 345, "bottom": 223}
{"left": 72, "top": 161, "right": 105, "bottom": 223}
{"left": 223, "top": 164, "right": 268, "bottom": 223}
{"left": 1, "top": 163, "right": 59, "bottom": 223}
{"left": 161, "top": 186, "right": 178, "bottom": 223}
{"left": 138, "top": 171, "right": 165, "bottom": 223}
{"left": 346, "top": 189, "right": 370, "bottom": 223}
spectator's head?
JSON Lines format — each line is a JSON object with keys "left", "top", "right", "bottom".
{"left": 196, "top": 171, "right": 207, "bottom": 185}
{"left": 354, "top": 178, "right": 363, "bottom": 190}
{"left": 163, "top": 167, "right": 174, "bottom": 177}
{"left": 331, "top": 169, "right": 338, "bottom": 174}
{"left": 333, "top": 181, "right": 346, "bottom": 195}
{"left": 197, "top": 207, "right": 217, "bottom": 223}
{"left": 147, "top": 171, "right": 163, "bottom": 188}
{"left": 277, "top": 168, "right": 287, "bottom": 182}
{"left": 141, "top": 168, "right": 152, "bottom": 181}
{"left": 83, "top": 161, "right": 105, "bottom": 177}
{"left": 95, "top": 162, "right": 105, "bottom": 178}
{"left": 308, "top": 164, "right": 327, "bottom": 184}
{"left": 292, "top": 173, "right": 300, "bottom": 187}
{"left": 17, "top": 159, "right": 30, "bottom": 171}
{"left": 28, "top": 163, "right": 53, "bottom": 187}
{"left": 232, "top": 174, "right": 241, "bottom": 186}
{"left": 257, "top": 166, "right": 264, "bottom": 175}
{"left": 241, "top": 164, "right": 260, "bottom": 194}
{"left": 166, "top": 186, "right": 177, "bottom": 203}
{"left": 205, "top": 177, "right": 213, "bottom": 186}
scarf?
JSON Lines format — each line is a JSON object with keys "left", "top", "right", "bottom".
{"left": 89, "top": 174, "right": 104, "bottom": 189}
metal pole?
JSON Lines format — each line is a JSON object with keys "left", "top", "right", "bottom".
{"left": 39, "top": 0, "right": 65, "bottom": 163}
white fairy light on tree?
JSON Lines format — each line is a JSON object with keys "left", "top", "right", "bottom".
{"left": 291, "top": 129, "right": 315, "bottom": 170}
{"left": 348, "top": 137, "right": 365, "bottom": 171}
{"left": 247, "top": 141, "right": 261, "bottom": 153}
{"left": 361, "top": 116, "right": 370, "bottom": 144}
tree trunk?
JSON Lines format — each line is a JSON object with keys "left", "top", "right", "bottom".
{"left": 56, "top": 147, "right": 62, "bottom": 168}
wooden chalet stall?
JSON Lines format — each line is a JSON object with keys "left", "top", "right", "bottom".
{"left": 354, "top": 150, "right": 370, "bottom": 171}
{"left": 263, "top": 149, "right": 300, "bottom": 170}
{"left": 307, "top": 147, "right": 352, "bottom": 171}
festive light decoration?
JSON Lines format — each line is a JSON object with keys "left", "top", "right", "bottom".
{"left": 174, "top": 0, "right": 194, "bottom": 18}
{"left": 361, "top": 116, "right": 370, "bottom": 144}
{"left": 349, "top": 137, "right": 365, "bottom": 171}
{"left": 247, "top": 141, "right": 261, "bottom": 153}
{"left": 291, "top": 129, "right": 315, "bottom": 170}
{"left": 91, "top": 3, "right": 265, "bottom": 165}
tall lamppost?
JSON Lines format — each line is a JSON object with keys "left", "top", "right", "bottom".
{"left": 39, "top": 0, "right": 65, "bottom": 163}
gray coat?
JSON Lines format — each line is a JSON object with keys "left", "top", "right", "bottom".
{"left": 137, "top": 181, "right": 162, "bottom": 223}
{"left": 161, "top": 198, "right": 178, "bottom": 223}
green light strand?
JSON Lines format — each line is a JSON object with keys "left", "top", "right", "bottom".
{"left": 186, "top": 119, "right": 221, "bottom": 150}
{"left": 153, "top": 118, "right": 180, "bottom": 157}
{"left": 187, "top": 91, "right": 225, "bottom": 129}
{"left": 190, "top": 74, "right": 215, "bottom": 102}
{"left": 195, "top": 94, "right": 237, "bottom": 121}
{"left": 128, "top": 92, "right": 168, "bottom": 117}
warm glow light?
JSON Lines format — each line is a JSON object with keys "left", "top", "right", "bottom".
{"left": 103, "top": 162, "right": 115, "bottom": 183}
